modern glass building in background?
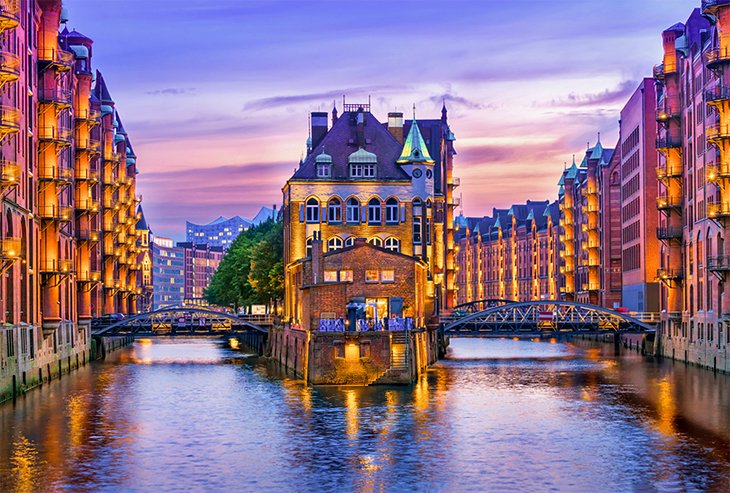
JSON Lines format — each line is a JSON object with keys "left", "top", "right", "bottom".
{"left": 185, "top": 206, "right": 277, "bottom": 249}
{"left": 151, "top": 237, "right": 185, "bottom": 309}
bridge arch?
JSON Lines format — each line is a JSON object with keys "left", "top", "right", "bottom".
{"left": 93, "top": 307, "right": 268, "bottom": 336}
{"left": 443, "top": 301, "right": 655, "bottom": 337}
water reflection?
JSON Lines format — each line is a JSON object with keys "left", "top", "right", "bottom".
{"left": 0, "top": 338, "right": 727, "bottom": 492}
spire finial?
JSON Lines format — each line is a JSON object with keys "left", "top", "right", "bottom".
{"left": 413, "top": 103, "right": 416, "bottom": 120}
{"left": 597, "top": 131, "right": 601, "bottom": 143}
{"left": 572, "top": 154, "right": 576, "bottom": 165}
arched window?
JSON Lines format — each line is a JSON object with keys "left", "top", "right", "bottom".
{"left": 344, "top": 237, "right": 355, "bottom": 247}
{"left": 346, "top": 198, "right": 360, "bottom": 223}
{"left": 328, "top": 198, "right": 341, "bottom": 223}
{"left": 385, "top": 237, "right": 400, "bottom": 252}
{"left": 328, "top": 236, "right": 343, "bottom": 251}
{"left": 413, "top": 216, "right": 422, "bottom": 244}
{"left": 368, "top": 198, "right": 382, "bottom": 224}
{"left": 306, "top": 198, "right": 319, "bottom": 223}
{"left": 369, "top": 237, "right": 383, "bottom": 247}
{"left": 306, "top": 236, "right": 313, "bottom": 257}
{"left": 386, "top": 198, "right": 399, "bottom": 224}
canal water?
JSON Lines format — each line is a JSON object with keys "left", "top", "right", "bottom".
{"left": 0, "top": 338, "right": 729, "bottom": 492}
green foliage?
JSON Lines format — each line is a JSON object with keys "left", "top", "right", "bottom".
{"left": 204, "top": 219, "right": 283, "bottom": 310}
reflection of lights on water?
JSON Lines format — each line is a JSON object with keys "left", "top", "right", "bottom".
{"left": 229, "top": 338, "right": 239, "bottom": 350}
{"left": 655, "top": 377, "right": 676, "bottom": 437}
{"left": 549, "top": 338, "right": 557, "bottom": 344}
{"left": 67, "top": 394, "right": 89, "bottom": 449}
{"left": 344, "top": 389, "right": 358, "bottom": 441}
{"left": 138, "top": 338, "right": 153, "bottom": 346}
{"left": 10, "top": 435, "right": 40, "bottom": 493}
{"left": 358, "top": 454, "right": 381, "bottom": 472}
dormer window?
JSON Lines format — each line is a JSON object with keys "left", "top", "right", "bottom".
{"left": 350, "top": 163, "right": 375, "bottom": 178}
{"left": 317, "top": 163, "right": 331, "bottom": 178}
{"left": 348, "top": 148, "right": 377, "bottom": 178}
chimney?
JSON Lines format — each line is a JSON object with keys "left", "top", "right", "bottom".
{"left": 311, "top": 231, "right": 324, "bottom": 284}
{"left": 311, "top": 112, "right": 328, "bottom": 150}
{"left": 388, "top": 112, "right": 404, "bottom": 144}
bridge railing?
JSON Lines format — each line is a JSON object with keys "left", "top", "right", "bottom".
{"left": 237, "top": 314, "right": 276, "bottom": 326}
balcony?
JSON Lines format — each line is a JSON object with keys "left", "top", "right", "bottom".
{"left": 38, "top": 204, "right": 73, "bottom": 222}
{"left": 38, "top": 166, "right": 73, "bottom": 184}
{"left": 707, "top": 200, "right": 730, "bottom": 219}
{"left": 75, "top": 136, "right": 101, "bottom": 154}
{"left": 102, "top": 198, "right": 120, "bottom": 211}
{"left": 656, "top": 195, "right": 682, "bottom": 210}
{"left": 656, "top": 95, "right": 681, "bottom": 121}
{"left": 76, "top": 228, "right": 100, "bottom": 243}
{"left": 102, "top": 172, "right": 120, "bottom": 187}
{"left": 581, "top": 204, "right": 599, "bottom": 214}
{"left": 656, "top": 163, "right": 682, "bottom": 180}
{"left": 656, "top": 227, "right": 682, "bottom": 241}
{"left": 656, "top": 136, "right": 682, "bottom": 150}
{"left": 40, "top": 258, "right": 74, "bottom": 275}
{"left": 76, "top": 270, "right": 101, "bottom": 283}
{"left": 706, "top": 124, "right": 730, "bottom": 143}
{"left": 38, "top": 126, "right": 72, "bottom": 146}
{"left": 0, "top": 237, "right": 20, "bottom": 259}
{"left": 702, "top": 0, "right": 730, "bottom": 13}
{"left": 706, "top": 162, "right": 730, "bottom": 183}
{"left": 104, "top": 151, "right": 121, "bottom": 163}
{"left": 449, "top": 177, "right": 460, "bottom": 188}
{"left": 75, "top": 168, "right": 99, "bottom": 182}
{"left": 102, "top": 220, "right": 118, "bottom": 233}
{"left": 0, "top": 160, "right": 18, "bottom": 189}
{"left": 75, "top": 198, "right": 99, "bottom": 214}
{"left": 0, "top": 0, "right": 19, "bottom": 33}
{"left": 0, "top": 104, "right": 19, "bottom": 140}
{"left": 706, "top": 47, "right": 730, "bottom": 69}
{"left": 584, "top": 187, "right": 598, "bottom": 196}
{"left": 581, "top": 283, "right": 600, "bottom": 292}
{"left": 74, "top": 107, "right": 101, "bottom": 123}
{"left": 37, "top": 47, "right": 74, "bottom": 72}
{"left": 38, "top": 87, "right": 72, "bottom": 108}
{"left": 706, "top": 84, "right": 730, "bottom": 105}
{"left": 707, "top": 255, "right": 730, "bottom": 272}
{"left": 0, "top": 51, "right": 19, "bottom": 89}
{"left": 656, "top": 268, "right": 683, "bottom": 287}
{"left": 104, "top": 278, "right": 121, "bottom": 290}
{"left": 134, "top": 194, "right": 143, "bottom": 203}
{"left": 653, "top": 63, "right": 666, "bottom": 81}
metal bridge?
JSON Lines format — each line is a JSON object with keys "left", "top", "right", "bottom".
{"left": 92, "top": 307, "right": 269, "bottom": 336}
{"left": 442, "top": 301, "right": 655, "bottom": 337}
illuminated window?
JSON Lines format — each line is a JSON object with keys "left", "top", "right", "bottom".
{"left": 369, "top": 237, "right": 383, "bottom": 247}
{"left": 306, "top": 237, "right": 313, "bottom": 257}
{"left": 340, "top": 270, "right": 353, "bottom": 282}
{"left": 324, "top": 270, "right": 338, "bottom": 283}
{"left": 366, "top": 270, "right": 379, "bottom": 283}
{"left": 328, "top": 198, "right": 342, "bottom": 223}
{"left": 381, "top": 270, "right": 395, "bottom": 283}
{"left": 344, "top": 237, "right": 355, "bottom": 247}
{"left": 413, "top": 217, "right": 422, "bottom": 244}
{"left": 386, "top": 198, "right": 399, "bottom": 223}
{"left": 368, "top": 198, "right": 382, "bottom": 224}
{"left": 346, "top": 198, "right": 360, "bottom": 223}
{"left": 306, "top": 198, "right": 320, "bottom": 223}
{"left": 327, "top": 236, "right": 343, "bottom": 251}
{"left": 385, "top": 237, "right": 400, "bottom": 252}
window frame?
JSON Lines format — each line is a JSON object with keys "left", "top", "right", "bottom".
{"left": 346, "top": 198, "right": 360, "bottom": 223}
{"left": 306, "top": 198, "right": 320, "bottom": 223}
{"left": 368, "top": 198, "right": 382, "bottom": 224}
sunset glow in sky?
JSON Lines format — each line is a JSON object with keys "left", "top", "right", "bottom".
{"left": 64, "top": 0, "right": 697, "bottom": 239}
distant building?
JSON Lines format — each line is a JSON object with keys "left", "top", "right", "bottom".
{"left": 252, "top": 206, "right": 278, "bottom": 225}
{"left": 151, "top": 237, "right": 185, "bottom": 310}
{"left": 185, "top": 206, "right": 279, "bottom": 249}
{"left": 136, "top": 206, "right": 154, "bottom": 312}
{"left": 178, "top": 242, "right": 224, "bottom": 305}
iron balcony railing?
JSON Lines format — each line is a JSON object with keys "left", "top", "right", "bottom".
{"left": 656, "top": 95, "right": 681, "bottom": 121}
{"left": 39, "top": 258, "right": 74, "bottom": 274}
{"left": 0, "top": 50, "right": 19, "bottom": 83}
{"left": 581, "top": 283, "right": 600, "bottom": 292}
{"left": 656, "top": 227, "right": 682, "bottom": 240}
{"left": 656, "top": 163, "right": 682, "bottom": 180}
{"left": 37, "top": 47, "right": 74, "bottom": 71}
{"left": 38, "top": 166, "right": 73, "bottom": 183}
{"left": 706, "top": 124, "right": 730, "bottom": 142}
{"left": 76, "top": 228, "right": 100, "bottom": 242}
{"left": 706, "top": 163, "right": 730, "bottom": 182}
{"left": 0, "top": 104, "right": 19, "bottom": 135}
{"left": 75, "top": 136, "right": 101, "bottom": 153}
{"left": 74, "top": 107, "right": 101, "bottom": 122}
{"left": 75, "top": 198, "right": 99, "bottom": 213}
{"left": 706, "top": 47, "right": 730, "bottom": 67}
{"left": 38, "top": 204, "right": 73, "bottom": 221}
{"left": 104, "top": 278, "right": 121, "bottom": 290}
{"left": 707, "top": 255, "right": 730, "bottom": 271}
{"left": 656, "top": 268, "right": 684, "bottom": 281}
{"left": 76, "top": 270, "right": 101, "bottom": 283}
{"left": 104, "top": 151, "right": 121, "bottom": 163}
{"left": 653, "top": 63, "right": 665, "bottom": 80}
{"left": 707, "top": 200, "right": 730, "bottom": 218}
{"left": 0, "top": 0, "right": 20, "bottom": 33}
{"left": 38, "top": 87, "right": 72, "bottom": 107}
{"left": 0, "top": 237, "right": 21, "bottom": 259}
{"left": 102, "top": 171, "right": 119, "bottom": 186}
{"left": 657, "top": 195, "right": 683, "bottom": 210}
{"left": 0, "top": 160, "right": 18, "bottom": 187}
{"left": 75, "top": 167, "right": 99, "bottom": 182}
{"left": 656, "top": 136, "right": 682, "bottom": 150}
{"left": 706, "top": 84, "right": 730, "bottom": 104}
{"left": 38, "top": 126, "right": 72, "bottom": 144}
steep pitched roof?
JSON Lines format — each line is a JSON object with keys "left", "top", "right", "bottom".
{"left": 291, "top": 111, "right": 410, "bottom": 181}
{"left": 136, "top": 205, "right": 149, "bottom": 231}
{"left": 397, "top": 120, "right": 434, "bottom": 164}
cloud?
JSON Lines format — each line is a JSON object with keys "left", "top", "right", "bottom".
{"left": 242, "top": 85, "right": 411, "bottom": 112}
{"left": 145, "top": 87, "right": 197, "bottom": 96}
{"left": 426, "top": 92, "right": 491, "bottom": 111}
{"left": 544, "top": 80, "right": 638, "bottom": 108}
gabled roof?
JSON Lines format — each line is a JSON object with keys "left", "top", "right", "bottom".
{"left": 94, "top": 70, "right": 113, "bottom": 105}
{"left": 136, "top": 205, "right": 149, "bottom": 231}
{"left": 291, "top": 111, "right": 410, "bottom": 181}
{"left": 397, "top": 120, "right": 434, "bottom": 164}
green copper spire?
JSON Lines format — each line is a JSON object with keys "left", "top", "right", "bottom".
{"left": 397, "top": 118, "right": 434, "bottom": 164}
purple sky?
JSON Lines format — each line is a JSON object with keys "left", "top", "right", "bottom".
{"left": 64, "top": 0, "right": 697, "bottom": 240}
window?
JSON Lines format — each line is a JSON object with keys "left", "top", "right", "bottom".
{"left": 328, "top": 198, "right": 341, "bottom": 223}
{"left": 385, "top": 237, "right": 400, "bottom": 252}
{"left": 344, "top": 237, "right": 355, "bottom": 247}
{"left": 351, "top": 163, "right": 376, "bottom": 178}
{"left": 324, "top": 270, "right": 338, "bottom": 283}
{"left": 369, "top": 237, "right": 383, "bottom": 247}
{"left": 381, "top": 270, "right": 395, "bottom": 283}
{"left": 386, "top": 198, "right": 399, "bottom": 223}
{"left": 426, "top": 218, "right": 431, "bottom": 245}
{"left": 317, "top": 163, "right": 331, "bottom": 178}
{"left": 366, "top": 270, "right": 379, "bottom": 283}
{"left": 306, "top": 198, "right": 319, "bottom": 223}
{"left": 368, "top": 198, "right": 382, "bottom": 224}
{"left": 346, "top": 198, "right": 360, "bottom": 222}
{"left": 306, "top": 237, "right": 313, "bottom": 257}
{"left": 327, "top": 236, "right": 343, "bottom": 251}
{"left": 413, "top": 216, "right": 422, "bottom": 244}
{"left": 340, "top": 270, "right": 353, "bottom": 282}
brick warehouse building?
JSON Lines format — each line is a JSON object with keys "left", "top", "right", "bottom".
{"left": 455, "top": 200, "right": 560, "bottom": 305}
{"left": 0, "top": 0, "right": 144, "bottom": 401}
